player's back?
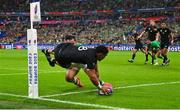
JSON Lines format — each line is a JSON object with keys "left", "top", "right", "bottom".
{"left": 145, "top": 26, "right": 158, "bottom": 41}
{"left": 54, "top": 43, "right": 97, "bottom": 68}
{"left": 63, "top": 45, "right": 95, "bottom": 62}
{"left": 158, "top": 28, "right": 171, "bottom": 41}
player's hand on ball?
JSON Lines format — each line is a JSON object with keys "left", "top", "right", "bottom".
{"left": 101, "top": 86, "right": 110, "bottom": 95}
{"left": 98, "top": 82, "right": 113, "bottom": 95}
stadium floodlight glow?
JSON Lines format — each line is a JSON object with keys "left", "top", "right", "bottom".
{"left": 27, "top": 1, "right": 41, "bottom": 98}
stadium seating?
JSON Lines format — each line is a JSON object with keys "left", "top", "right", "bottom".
{"left": 0, "top": 0, "right": 179, "bottom": 44}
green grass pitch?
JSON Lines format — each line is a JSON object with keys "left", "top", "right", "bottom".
{"left": 0, "top": 49, "right": 180, "bottom": 109}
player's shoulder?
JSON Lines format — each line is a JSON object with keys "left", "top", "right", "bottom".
{"left": 86, "top": 48, "right": 96, "bottom": 57}
{"left": 166, "top": 28, "right": 171, "bottom": 32}
{"left": 57, "top": 43, "right": 73, "bottom": 48}
{"left": 57, "top": 42, "right": 73, "bottom": 46}
{"left": 157, "top": 28, "right": 162, "bottom": 31}
{"left": 87, "top": 48, "right": 96, "bottom": 53}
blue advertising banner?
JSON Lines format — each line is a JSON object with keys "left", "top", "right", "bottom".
{"left": 0, "top": 44, "right": 180, "bottom": 52}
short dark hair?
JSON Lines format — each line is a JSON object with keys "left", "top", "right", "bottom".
{"left": 96, "top": 45, "right": 109, "bottom": 55}
{"left": 64, "top": 35, "right": 76, "bottom": 41}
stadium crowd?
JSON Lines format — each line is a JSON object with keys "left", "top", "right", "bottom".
{"left": 1, "top": 19, "right": 179, "bottom": 45}
{"left": 0, "top": 0, "right": 178, "bottom": 12}
{"left": 0, "top": 0, "right": 179, "bottom": 45}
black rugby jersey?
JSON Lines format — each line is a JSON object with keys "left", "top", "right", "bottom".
{"left": 133, "top": 33, "right": 142, "bottom": 45}
{"left": 158, "top": 28, "right": 171, "bottom": 42}
{"left": 145, "top": 26, "right": 158, "bottom": 41}
{"left": 54, "top": 43, "right": 97, "bottom": 69}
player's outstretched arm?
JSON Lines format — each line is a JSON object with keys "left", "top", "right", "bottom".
{"left": 85, "top": 69, "right": 100, "bottom": 86}
{"left": 94, "top": 64, "right": 99, "bottom": 78}
{"left": 138, "top": 30, "right": 145, "bottom": 39}
{"left": 94, "top": 65, "right": 105, "bottom": 85}
{"left": 85, "top": 69, "right": 109, "bottom": 94}
{"left": 170, "top": 32, "right": 174, "bottom": 44}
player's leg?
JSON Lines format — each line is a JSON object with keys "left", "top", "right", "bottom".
{"left": 151, "top": 50, "right": 155, "bottom": 65}
{"left": 151, "top": 52, "right": 158, "bottom": 65}
{"left": 144, "top": 40, "right": 152, "bottom": 64}
{"left": 140, "top": 46, "right": 147, "bottom": 54}
{"left": 144, "top": 47, "right": 149, "bottom": 64}
{"left": 65, "top": 63, "right": 84, "bottom": 87}
{"left": 47, "top": 49, "right": 54, "bottom": 54}
{"left": 151, "top": 47, "right": 159, "bottom": 65}
{"left": 162, "top": 47, "right": 170, "bottom": 65}
{"left": 42, "top": 49, "right": 56, "bottom": 67}
{"left": 128, "top": 49, "right": 137, "bottom": 63}
{"left": 140, "top": 47, "right": 152, "bottom": 56}
{"left": 154, "top": 52, "right": 159, "bottom": 65}
{"left": 65, "top": 67, "right": 83, "bottom": 87}
{"left": 160, "top": 42, "right": 170, "bottom": 65}
{"left": 156, "top": 49, "right": 163, "bottom": 59}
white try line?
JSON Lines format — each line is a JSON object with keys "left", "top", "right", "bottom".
{"left": 0, "top": 71, "right": 65, "bottom": 76}
{"left": 0, "top": 92, "right": 27, "bottom": 98}
{"left": 0, "top": 73, "right": 27, "bottom": 76}
{"left": 0, "top": 68, "right": 65, "bottom": 74}
{"left": 0, "top": 68, "right": 65, "bottom": 72}
{"left": 38, "top": 97, "right": 122, "bottom": 109}
{"left": 0, "top": 68, "right": 25, "bottom": 71}
{"left": 0, "top": 92, "right": 123, "bottom": 109}
{"left": 0, "top": 67, "right": 65, "bottom": 73}
{"left": 41, "top": 81, "right": 180, "bottom": 98}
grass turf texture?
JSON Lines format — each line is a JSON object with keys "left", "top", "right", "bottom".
{"left": 0, "top": 49, "right": 180, "bottom": 109}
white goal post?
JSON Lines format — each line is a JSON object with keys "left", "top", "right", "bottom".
{"left": 27, "top": 1, "right": 41, "bottom": 98}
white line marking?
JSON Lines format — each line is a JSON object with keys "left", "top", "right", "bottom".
{"left": 41, "top": 81, "right": 180, "bottom": 98}
{"left": 0, "top": 92, "right": 27, "bottom": 98}
{"left": 0, "top": 68, "right": 65, "bottom": 73}
{"left": 41, "top": 90, "right": 96, "bottom": 98}
{"left": 38, "top": 97, "right": 122, "bottom": 109}
{"left": 115, "top": 81, "right": 180, "bottom": 89}
{"left": 0, "top": 68, "right": 25, "bottom": 71}
{"left": 0, "top": 73, "right": 27, "bottom": 76}
{"left": 0, "top": 72, "right": 65, "bottom": 76}
{"left": 1, "top": 81, "right": 180, "bottom": 109}
{"left": 0, "top": 71, "right": 65, "bottom": 76}
{"left": 0, "top": 92, "right": 123, "bottom": 109}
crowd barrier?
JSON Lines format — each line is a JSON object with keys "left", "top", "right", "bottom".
{"left": 0, "top": 44, "right": 180, "bottom": 52}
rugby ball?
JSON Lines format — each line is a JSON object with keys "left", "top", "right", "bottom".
{"left": 98, "top": 82, "right": 113, "bottom": 95}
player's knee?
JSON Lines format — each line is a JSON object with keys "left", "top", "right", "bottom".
{"left": 65, "top": 69, "right": 79, "bottom": 82}
{"left": 65, "top": 75, "right": 74, "bottom": 82}
{"left": 157, "top": 54, "right": 160, "bottom": 57}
